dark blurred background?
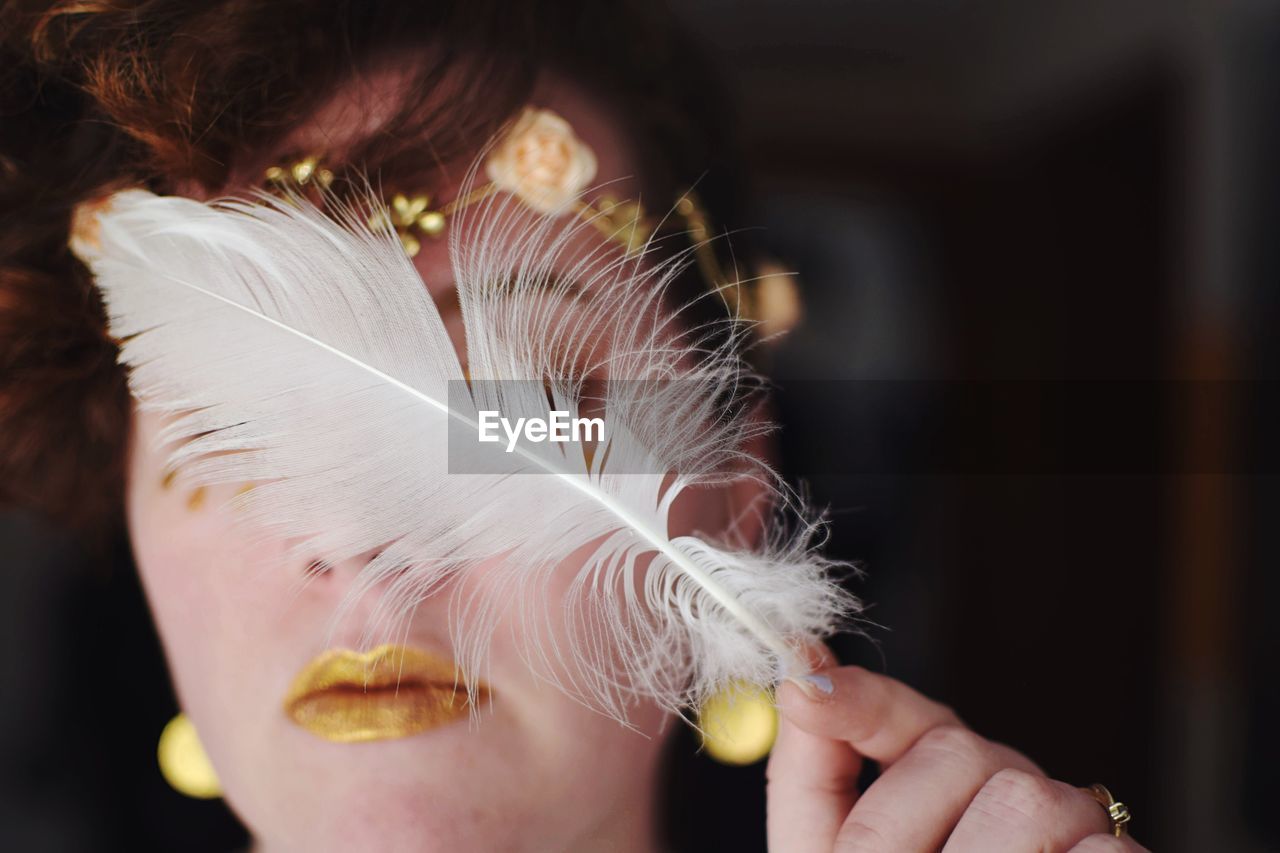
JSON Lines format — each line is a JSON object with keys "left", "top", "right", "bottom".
{"left": 3, "top": 1, "right": 1277, "bottom": 851}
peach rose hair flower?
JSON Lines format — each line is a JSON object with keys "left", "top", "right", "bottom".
{"left": 485, "top": 107, "right": 598, "bottom": 214}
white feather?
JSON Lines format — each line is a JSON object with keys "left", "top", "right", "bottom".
{"left": 73, "top": 185, "right": 855, "bottom": 720}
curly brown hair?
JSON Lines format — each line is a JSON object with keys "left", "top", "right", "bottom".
{"left": 0, "top": 0, "right": 741, "bottom": 540}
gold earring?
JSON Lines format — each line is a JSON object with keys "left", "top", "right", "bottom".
{"left": 696, "top": 680, "right": 778, "bottom": 766}
{"left": 157, "top": 712, "right": 221, "bottom": 799}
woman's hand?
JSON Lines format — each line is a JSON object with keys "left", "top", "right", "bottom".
{"left": 767, "top": 660, "right": 1147, "bottom": 852}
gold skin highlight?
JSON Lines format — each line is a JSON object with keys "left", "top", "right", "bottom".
{"left": 283, "top": 644, "right": 485, "bottom": 743}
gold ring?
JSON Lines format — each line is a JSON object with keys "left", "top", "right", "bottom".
{"left": 1084, "top": 783, "right": 1131, "bottom": 837}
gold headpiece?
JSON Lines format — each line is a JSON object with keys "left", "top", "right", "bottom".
{"left": 263, "top": 107, "right": 800, "bottom": 336}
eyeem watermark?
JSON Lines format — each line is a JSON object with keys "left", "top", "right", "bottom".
{"left": 447, "top": 378, "right": 746, "bottom": 474}
{"left": 477, "top": 410, "right": 605, "bottom": 453}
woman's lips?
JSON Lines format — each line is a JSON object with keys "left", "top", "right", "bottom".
{"left": 283, "top": 644, "right": 484, "bottom": 743}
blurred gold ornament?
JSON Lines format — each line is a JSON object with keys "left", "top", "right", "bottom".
{"left": 69, "top": 195, "right": 116, "bottom": 254}
{"left": 578, "top": 194, "right": 653, "bottom": 258}
{"left": 696, "top": 681, "right": 778, "bottom": 765}
{"left": 157, "top": 713, "right": 221, "bottom": 799}
{"left": 751, "top": 259, "right": 804, "bottom": 339}
{"left": 417, "top": 209, "right": 447, "bottom": 237}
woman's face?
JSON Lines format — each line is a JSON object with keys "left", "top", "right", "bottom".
{"left": 126, "top": 76, "right": 742, "bottom": 851}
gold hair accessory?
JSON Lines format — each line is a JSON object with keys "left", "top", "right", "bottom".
{"left": 264, "top": 155, "right": 333, "bottom": 194}
{"left": 364, "top": 185, "right": 495, "bottom": 258}
{"left": 261, "top": 108, "right": 802, "bottom": 336}
{"left": 70, "top": 194, "right": 116, "bottom": 252}
{"left": 576, "top": 193, "right": 653, "bottom": 258}
{"left": 751, "top": 259, "right": 804, "bottom": 340}
{"left": 485, "top": 108, "right": 597, "bottom": 214}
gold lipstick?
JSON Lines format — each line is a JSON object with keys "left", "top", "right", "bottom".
{"left": 283, "top": 644, "right": 483, "bottom": 743}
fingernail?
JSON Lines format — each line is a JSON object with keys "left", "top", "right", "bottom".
{"left": 786, "top": 674, "right": 834, "bottom": 700}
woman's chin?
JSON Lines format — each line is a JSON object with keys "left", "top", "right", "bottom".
{"left": 223, "top": 717, "right": 533, "bottom": 851}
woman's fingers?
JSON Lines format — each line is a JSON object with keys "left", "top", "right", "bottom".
{"left": 832, "top": 725, "right": 1041, "bottom": 851}
{"left": 769, "top": 663, "right": 966, "bottom": 852}
{"left": 766, "top": 706, "right": 863, "bottom": 853}
{"left": 774, "top": 665, "right": 962, "bottom": 765}
{"left": 940, "top": 768, "right": 1112, "bottom": 852}
{"left": 768, "top": 665, "right": 1144, "bottom": 852}
{"left": 767, "top": 645, "right": 862, "bottom": 853}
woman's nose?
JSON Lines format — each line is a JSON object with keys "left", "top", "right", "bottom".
{"left": 294, "top": 550, "right": 419, "bottom": 647}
